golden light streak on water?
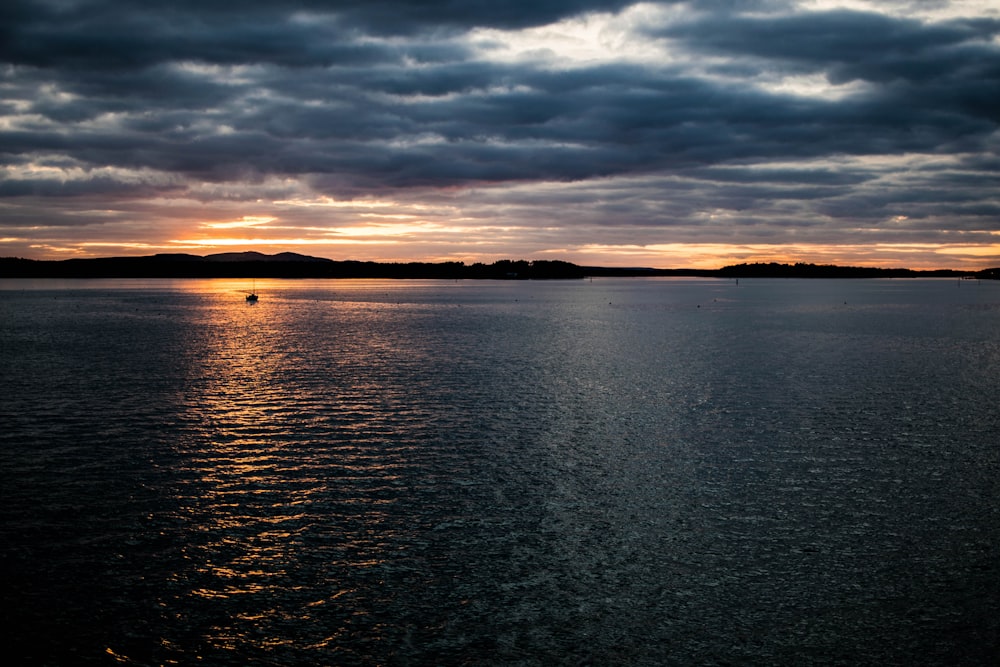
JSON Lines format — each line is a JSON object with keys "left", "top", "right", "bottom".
{"left": 3, "top": 277, "right": 998, "bottom": 665}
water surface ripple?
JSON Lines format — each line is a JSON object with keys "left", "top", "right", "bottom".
{"left": 1, "top": 278, "right": 998, "bottom": 665}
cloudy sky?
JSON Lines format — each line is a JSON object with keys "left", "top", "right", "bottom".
{"left": 2, "top": 0, "right": 998, "bottom": 269}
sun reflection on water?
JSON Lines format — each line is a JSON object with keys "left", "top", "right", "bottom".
{"left": 160, "top": 281, "right": 437, "bottom": 659}
{"left": 8, "top": 278, "right": 999, "bottom": 665}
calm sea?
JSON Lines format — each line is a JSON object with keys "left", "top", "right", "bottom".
{"left": 1, "top": 277, "right": 998, "bottom": 665}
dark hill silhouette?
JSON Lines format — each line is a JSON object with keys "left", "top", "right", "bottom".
{"left": 0, "top": 254, "right": 584, "bottom": 279}
{"left": 205, "top": 251, "right": 332, "bottom": 263}
{"left": 0, "top": 254, "right": 995, "bottom": 280}
{"left": 717, "top": 262, "right": 998, "bottom": 280}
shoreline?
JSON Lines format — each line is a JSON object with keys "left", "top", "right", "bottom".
{"left": 1, "top": 255, "right": 997, "bottom": 280}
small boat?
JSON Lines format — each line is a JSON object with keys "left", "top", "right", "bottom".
{"left": 245, "top": 280, "right": 259, "bottom": 303}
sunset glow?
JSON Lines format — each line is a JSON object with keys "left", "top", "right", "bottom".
{"left": 2, "top": 1, "right": 998, "bottom": 270}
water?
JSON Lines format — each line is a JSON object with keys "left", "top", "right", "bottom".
{"left": 1, "top": 277, "right": 998, "bottom": 665}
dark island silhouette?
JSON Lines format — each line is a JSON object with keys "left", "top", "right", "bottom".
{"left": 1, "top": 252, "right": 997, "bottom": 280}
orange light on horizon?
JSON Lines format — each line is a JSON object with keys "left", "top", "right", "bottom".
{"left": 204, "top": 216, "right": 277, "bottom": 229}
{"left": 4, "top": 235, "right": 996, "bottom": 270}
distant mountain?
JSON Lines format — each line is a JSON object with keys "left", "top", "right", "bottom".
{"left": 0, "top": 251, "right": 340, "bottom": 278}
{"left": 132, "top": 251, "right": 333, "bottom": 263}
{"left": 148, "top": 253, "right": 205, "bottom": 261}
{"left": 204, "top": 251, "right": 332, "bottom": 263}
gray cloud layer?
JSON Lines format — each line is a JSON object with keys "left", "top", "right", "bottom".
{"left": 1, "top": 0, "right": 998, "bottom": 265}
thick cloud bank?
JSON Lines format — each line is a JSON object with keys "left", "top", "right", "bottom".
{"left": 2, "top": 0, "right": 998, "bottom": 267}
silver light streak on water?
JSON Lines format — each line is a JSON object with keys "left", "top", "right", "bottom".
{"left": 1, "top": 277, "right": 998, "bottom": 665}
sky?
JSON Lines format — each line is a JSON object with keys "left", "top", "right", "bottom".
{"left": 2, "top": 0, "right": 998, "bottom": 269}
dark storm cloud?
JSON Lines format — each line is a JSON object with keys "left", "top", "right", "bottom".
{"left": 654, "top": 10, "right": 1000, "bottom": 122}
{"left": 0, "top": 0, "right": 998, "bottom": 264}
{"left": 5, "top": 2, "right": 997, "bottom": 172}
{"left": 0, "top": 0, "right": 637, "bottom": 71}
{"left": 0, "top": 174, "right": 178, "bottom": 198}
{"left": 654, "top": 10, "right": 1000, "bottom": 80}
{"left": 1, "top": 8, "right": 416, "bottom": 71}
{"left": 684, "top": 166, "right": 869, "bottom": 187}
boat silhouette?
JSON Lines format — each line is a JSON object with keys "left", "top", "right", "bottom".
{"left": 244, "top": 280, "right": 259, "bottom": 303}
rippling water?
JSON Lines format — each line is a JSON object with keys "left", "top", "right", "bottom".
{"left": 2, "top": 277, "right": 999, "bottom": 665}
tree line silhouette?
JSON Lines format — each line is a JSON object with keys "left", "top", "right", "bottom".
{"left": 1, "top": 254, "right": 996, "bottom": 280}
